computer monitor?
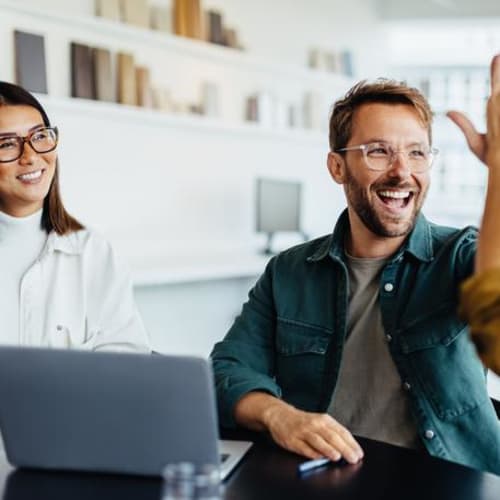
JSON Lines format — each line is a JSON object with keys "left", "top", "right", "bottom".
{"left": 255, "top": 177, "right": 304, "bottom": 254}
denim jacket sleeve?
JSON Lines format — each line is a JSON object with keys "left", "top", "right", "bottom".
{"left": 210, "top": 258, "right": 282, "bottom": 428}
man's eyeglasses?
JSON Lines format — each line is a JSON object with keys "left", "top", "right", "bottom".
{"left": 0, "top": 126, "right": 59, "bottom": 163}
{"left": 335, "top": 141, "right": 439, "bottom": 173}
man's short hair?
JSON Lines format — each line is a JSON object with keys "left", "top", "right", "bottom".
{"left": 329, "top": 79, "right": 434, "bottom": 152}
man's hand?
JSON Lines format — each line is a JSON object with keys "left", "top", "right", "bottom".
{"left": 446, "top": 110, "right": 486, "bottom": 164}
{"left": 234, "top": 392, "right": 363, "bottom": 464}
{"left": 447, "top": 54, "right": 500, "bottom": 165}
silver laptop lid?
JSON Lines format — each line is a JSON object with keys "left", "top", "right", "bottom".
{"left": 0, "top": 347, "right": 220, "bottom": 476}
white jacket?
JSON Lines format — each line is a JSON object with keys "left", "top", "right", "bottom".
{"left": 19, "top": 228, "right": 150, "bottom": 352}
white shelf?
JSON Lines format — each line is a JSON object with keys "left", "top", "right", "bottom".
{"left": 36, "top": 94, "right": 327, "bottom": 145}
{"left": 128, "top": 253, "right": 270, "bottom": 286}
{"left": 0, "top": 0, "right": 352, "bottom": 89}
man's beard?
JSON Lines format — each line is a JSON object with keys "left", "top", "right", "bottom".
{"left": 344, "top": 166, "right": 427, "bottom": 238}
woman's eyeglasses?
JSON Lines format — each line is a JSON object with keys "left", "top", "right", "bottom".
{"left": 0, "top": 126, "right": 59, "bottom": 163}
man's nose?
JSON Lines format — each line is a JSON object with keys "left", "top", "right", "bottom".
{"left": 387, "top": 151, "right": 412, "bottom": 178}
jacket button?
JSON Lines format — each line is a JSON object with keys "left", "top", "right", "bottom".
{"left": 403, "top": 382, "right": 411, "bottom": 391}
{"left": 384, "top": 283, "right": 394, "bottom": 292}
{"left": 386, "top": 334, "right": 393, "bottom": 343}
{"left": 424, "top": 430, "right": 435, "bottom": 440}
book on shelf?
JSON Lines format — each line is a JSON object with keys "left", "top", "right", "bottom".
{"left": 245, "top": 92, "right": 276, "bottom": 127}
{"left": 117, "top": 52, "right": 137, "bottom": 105}
{"left": 302, "top": 91, "right": 324, "bottom": 130}
{"left": 71, "top": 42, "right": 95, "bottom": 100}
{"left": 95, "top": 0, "right": 121, "bottom": 21}
{"left": 200, "top": 82, "right": 219, "bottom": 117}
{"left": 308, "top": 48, "right": 324, "bottom": 70}
{"left": 136, "top": 66, "right": 153, "bottom": 108}
{"left": 341, "top": 50, "right": 353, "bottom": 77}
{"left": 121, "top": 0, "right": 150, "bottom": 29}
{"left": 207, "top": 10, "right": 224, "bottom": 45}
{"left": 150, "top": 5, "right": 172, "bottom": 32}
{"left": 245, "top": 95, "right": 258, "bottom": 122}
{"left": 14, "top": 30, "right": 48, "bottom": 94}
{"left": 93, "top": 47, "right": 115, "bottom": 102}
{"left": 173, "top": 0, "right": 203, "bottom": 39}
{"left": 152, "top": 88, "right": 172, "bottom": 112}
{"left": 223, "top": 27, "right": 240, "bottom": 49}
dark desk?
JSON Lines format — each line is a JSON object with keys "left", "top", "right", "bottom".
{"left": 1, "top": 435, "right": 500, "bottom": 500}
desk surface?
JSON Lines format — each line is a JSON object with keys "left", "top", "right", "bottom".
{"left": 1, "top": 435, "right": 499, "bottom": 500}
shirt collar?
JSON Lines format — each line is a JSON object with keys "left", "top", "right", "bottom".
{"left": 307, "top": 209, "right": 434, "bottom": 264}
{"left": 44, "top": 230, "right": 84, "bottom": 256}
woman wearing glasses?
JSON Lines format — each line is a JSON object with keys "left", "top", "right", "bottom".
{"left": 0, "top": 81, "right": 150, "bottom": 352}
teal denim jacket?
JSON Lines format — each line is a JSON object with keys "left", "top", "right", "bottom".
{"left": 211, "top": 210, "right": 500, "bottom": 475}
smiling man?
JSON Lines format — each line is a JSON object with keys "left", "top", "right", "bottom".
{"left": 211, "top": 79, "right": 500, "bottom": 475}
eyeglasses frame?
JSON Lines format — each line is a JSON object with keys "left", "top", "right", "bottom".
{"left": 335, "top": 141, "right": 439, "bottom": 172}
{"left": 0, "top": 126, "right": 59, "bottom": 163}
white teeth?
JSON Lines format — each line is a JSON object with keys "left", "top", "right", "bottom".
{"left": 378, "top": 190, "right": 410, "bottom": 199}
{"left": 18, "top": 170, "right": 42, "bottom": 181}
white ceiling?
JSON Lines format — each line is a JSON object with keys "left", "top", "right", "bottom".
{"left": 376, "top": 0, "right": 500, "bottom": 19}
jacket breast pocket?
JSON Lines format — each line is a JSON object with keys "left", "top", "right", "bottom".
{"left": 399, "top": 304, "right": 488, "bottom": 421}
{"left": 275, "top": 318, "right": 331, "bottom": 408}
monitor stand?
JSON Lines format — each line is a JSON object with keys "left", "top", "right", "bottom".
{"left": 261, "top": 232, "right": 274, "bottom": 255}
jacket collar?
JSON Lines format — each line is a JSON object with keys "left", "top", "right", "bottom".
{"left": 43, "top": 230, "right": 84, "bottom": 256}
{"left": 307, "top": 209, "right": 434, "bottom": 263}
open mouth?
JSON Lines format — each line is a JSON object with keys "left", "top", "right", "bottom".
{"left": 376, "top": 189, "right": 415, "bottom": 210}
{"left": 16, "top": 169, "right": 44, "bottom": 182}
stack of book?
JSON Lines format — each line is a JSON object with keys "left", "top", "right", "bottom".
{"left": 94, "top": 0, "right": 242, "bottom": 49}
{"left": 308, "top": 48, "right": 354, "bottom": 77}
{"left": 95, "top": 0, "right": 171, "bottom": 33}
{"left": 70, "top": 41, "right": 153, "bottom": 108}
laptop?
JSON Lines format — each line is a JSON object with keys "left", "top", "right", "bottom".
{"left": 0, "top": 347, "right": 251, "bottom": 479}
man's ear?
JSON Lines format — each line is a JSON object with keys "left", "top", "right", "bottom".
{"left": 327, "top": 152, "right": 346, "bottom": 184}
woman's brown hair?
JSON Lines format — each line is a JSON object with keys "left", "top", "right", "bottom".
{"left": 0, "top": 81, "right": 83, "bottom": 235}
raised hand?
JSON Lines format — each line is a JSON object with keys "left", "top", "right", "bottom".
{"left": 446, "top": 110, "right": 487, "bottom": 164}
{"left": 447, "top": 54, "right": 500, "bottom": 165}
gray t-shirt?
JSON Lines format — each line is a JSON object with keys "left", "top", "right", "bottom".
{"left": 328, "top": 252, "right": 420, "bottom": 449}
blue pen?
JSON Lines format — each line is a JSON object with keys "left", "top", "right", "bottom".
{"left": 297, "top": 457, "right": 331, "bottom": 473}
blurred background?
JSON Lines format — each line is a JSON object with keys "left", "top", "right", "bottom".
{"left": 1, "top": 0, "right": 499, "bottom": 395}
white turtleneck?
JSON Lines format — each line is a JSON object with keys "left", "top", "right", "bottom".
{"left": 0, "top": 209, "right": 48, "bottom": 345}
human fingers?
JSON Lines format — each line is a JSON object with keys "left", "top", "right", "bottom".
{"left": 330, "top": 420, "right": 364, "bottom": 460}
{"left": 302, "top": 432, "right": 343, "bottom": 462}
{"left": 447, "top": 110, "right": 487, "bottom": 163}
{"left": 490, "top": 54, "right": 500, "bottom": 96}
{"left": 486, "top": 57, "right": 500, "bottom": 163}
{"left": 291, "top": 438, "right": 331, "bottom": 461}
{"left": 305, "top": 415, "right": 363, "bottom": 464}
